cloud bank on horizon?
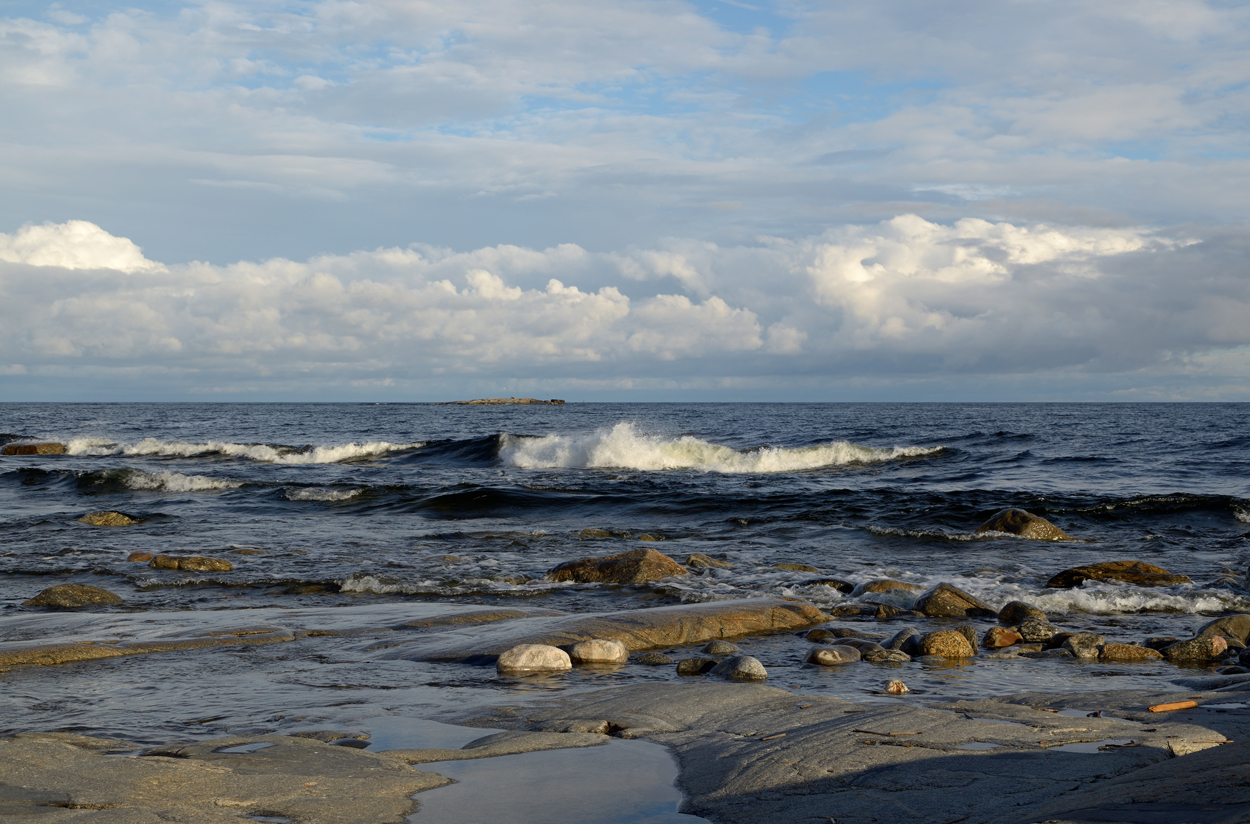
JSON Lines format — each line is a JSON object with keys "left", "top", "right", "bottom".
{"left": 1, "top": 0, "right": 1248, "bottom": 400}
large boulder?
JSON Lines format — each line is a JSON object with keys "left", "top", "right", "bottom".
{"left": 913, "top": 583, "right": 997, "bottom": 619}
{"left": 79, "top": 511, "right": 141, "bottom": 527}
{"left": 1046, "top": 561, "right": 1191, "bottom": 589}
{"left": 998, "top": 600, "right": 1047, "bottom": 625}
{"left": 149, "top": 555, "right": 234, "bottom": 572}
{"left": 2, "top": 442, "right": 67, "bottom": 456}
{"left": 1198, "top": 614, "right": 1250, "bottom": 645}
{"left": 708, "top": 656, "right": 767, "bottom": 681}
{"left": 23, "top": 584, "right": 123, "bottom": 608}
{"left": 975, "top": 508, "right": 1072, "bottom": 541}
{"left": 546, "top": 548, "right": 687, "bottom": 585}
{"left": 497, "top": 644, "right": 572, "bottom": 673}
{"left": 917, "top": 630, "right": 975, "bottom": 658}
{"left": 569, "top": 639, "right": 627, "bottom": 664}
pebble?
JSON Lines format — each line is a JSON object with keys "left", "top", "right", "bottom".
{"left": 703, "top": 640, "right": 739, "bottom": 655}
{"left": 708, "top": 656, "right": 768, "bottom": 681}
{"left": 496, "top": 644, "right": 572, "bottom": 674}
{"left": 805, "top": 646, "right": 861, "bottom": 666}
{"left": 569, "top": 639, "right": 628, "bottom": 664}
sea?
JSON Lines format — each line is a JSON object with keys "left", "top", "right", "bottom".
{"left": 2, "top": 402, "right": 1249, "bottom": 753}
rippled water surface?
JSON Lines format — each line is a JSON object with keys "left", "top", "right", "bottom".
{"left": 2, "top": 402, "right": 1248, "bottom": 740}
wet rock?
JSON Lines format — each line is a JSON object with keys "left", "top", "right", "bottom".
{"left": 569, "top": 639, "right": 628, "bottom": 664}
{"left": 983, "top": 627, "right": 1022, "bottom": 648}
{"left": 1198, "top": 614, "right": 1250, "bottom": 644}
{"left": 806, "top": 646, "right": 861, "bottom": 665}
{"left": 1098, "top": 643, "right": 1163, "bottom": 663}
{"left": 885, "top": 679, "right": 909, "bottom": 694}
{"left": 546, "top": 548, "right": 687, "bottom": 585}
{"left": 886, "top": 627, "right": 919, "bottom": 652}
{"left": 873, "top": 604, "right": 915, "bottom": 619}
{"left": 1239, "top": 648, "right": 1250, "bottom": 667}
{"left": 708, "top": 655, "right": 767, "bottom": 681}
{"left": 835, "top": 639, "right": 886, "bottom": 654}
{"left": 23, "top": 584, "right": 123, "bottom": 608}
{"left": 955, "top": 625, "right": 980, "bottom": 654}
{"left": 1162, "top": 636, "right": 1228, "bottom": 662}
{"left": 805, "top": 629, "right": 837, "bottom": 642}
{"left": 685, "top": 553, "right": 731, "bottom": 569}
{"left": 497, "top": 644, "right": 572, "bottom": 673}
{"left": 913, "top": 583, "right": 998, "bottom": 619}
{"left": 1018, "top": 617, "right": 1059, "bottom": 643}
{"left": 918, "top": 630, "right": 975, "bottom": 658}
{"left": 774, "top": 562, "right": 819, "bottom": 573}
{"left": 1044, "top": 631, "right": 1077, "bottom": 651}
{"left": 975, "top": 508, "right": 1072, "bottom": 541}
{"left": 148, "top": 555, "right": 234, "bottom": 572}
{"left": 1020, "top": 648, "right": 1074, "bottom": 659}
{"left": 825, "top": 604, "right": 877, "bottom": 617}
{"left": 126, "top": 551, "right": 154, "bottom": 562}
{"left": 1062, "top": 633, "right": 1106, "bottom": 660}
{"left": 1144, "top": 636, "right": 1179, "bottom": 650}
{"left": 676, "top": 657, "right": 719, "bottom": 676}
{"left": 2, "top": 442, "right": 67, "bottom": 456}
{"left": 635, "top": 652, "right": 673, "bottom": 666}
{"left": 863, "top": 649, "right": 910, "bottom": 663}
{"left": 800, "top": 578, "right": 855, "bottom": 593}
{"left": 998, "top": 600, "right": 1046, "bottom": 625}
{"left": 850, "top": 579, "right": 922, "bottom": 597}
{"left": 78, "top": 510, "right": 141, "bottom": 527}
{"left": 703, "top": 640, "right": 739, "bottom": 655}
{"left": 1046, "top": 560, "right": 1191, "bottom": 589}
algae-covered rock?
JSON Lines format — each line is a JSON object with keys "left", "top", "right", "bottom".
{"left": 1046, "top": 561, "right": 1190, "bottom": 589}
{"left": 547, "top": 548, "right": 687, "bottom": 585}
{"left": 975, "top": 508, "right": 1072, "bottom": 541}
{"left": 79, "top": 510, "right": 141, "bottom": 527}
{"left": 2, "top": 442, "right": 67, "bottom": 456}
{"left": 686, "top": 553, "right": 731, "bottom": 569}
{"left": 774, "top": 562, "right": 819, "bottom": 572}
{"left": 23, "top": 584, "right": 123, "bottom": 608}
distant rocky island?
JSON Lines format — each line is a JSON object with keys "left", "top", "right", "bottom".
{"left": 440, "top": 397, "right": 565, "bottom": 405}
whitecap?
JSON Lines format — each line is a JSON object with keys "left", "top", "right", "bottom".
{"left": 499, "top": 422, "right": 941, "bottom": 473}
{"left": 67, "top": 438, "right": 423, "bottom": 464}
{"left": 113, "top": 469, "right": 242, "bottom": 492}
{"left": 285, "top": 487, "right": 362, "bottom": 502}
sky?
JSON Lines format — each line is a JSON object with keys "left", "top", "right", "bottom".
{"left": 1, "top": 0, "right": 1249, "bottom": 401}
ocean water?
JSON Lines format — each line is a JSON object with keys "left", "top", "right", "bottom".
{"left": 2, "top": 402, "right": 1249, "bottom": 745}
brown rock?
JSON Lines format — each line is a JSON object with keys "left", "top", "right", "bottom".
{"left": 913, "top": 583, "right": 998, "bottom": 619}
{"left": 127, "top": 551, "right": 154, "bottom": 562}
{"left": 1162, "top": 636, "right": 1228, "bottom": 662}
{"left": 984, "top": 627, "right": 1022, "bottom": 648}
{"left": 851, "top": 579, "right": 923, "bottom": 597}
{"left": 998, "top": 600, "right": 1047, "bottom": 625}
{"left": 1098, "top": 643, "right": 1164, "bottom": 663}
{"left": 1198, "top": 615, "right": 1250, "bottom": 645}
{"left": 546, "top": 548, "right": 687, "bottom": 585}
{"left": 148, "top": 555, "right": 234, "bottom": 572}
{"left": 23, "top": 584, "right": 123, "bottom": 608}
{"left": 885, "top": 680, "right": 909, "bottom": 695}
{"left": 1046, "top": 561, "right": 1191, "bottom": 589}
{"left": 918, "top": 630, "right": 975, "bottom": 658}
{"left": 78, "top": 510, "right": 141, "bottom": 527}
{"left": 774, "top": 562, "right": 819, "bottom": 572}
{"left": 2, "top": 442, "right": 67, "bottom": 455}
{"left": 686, "top": 553, "right": 732, "bottom": 569}
{"left": 874, "top": 604, "right": 914, "bottom": 619}
{"left": 975, "top": 508, "right": 1072, "bottom": 541}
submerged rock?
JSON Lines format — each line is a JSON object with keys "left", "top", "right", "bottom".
{"left": 800, "top": 577, "right": 855, "bottom": 593}
{"left": 1162, "top": 636, "right": 1228, "bottom": 662}
{"left": 1198, "top": 614, "right": 1250, "bottom": 644}
{"left": 23, "top": 584, "right": 123, "bottom": 608}
{"left": 497, "top": 644, "right": 572, "bottom": 673}
{"left": 546, "top": 548, "right": 687, "bottom": 585}
{"left": 1098, "top": 643, "right": 1163, "bottom": 663}
{"left": 708, "top": 655, "right": 767, "bottom": 681}
{"left": 702, "top": 640, "right": 739, "bottom": 655}
{"left": 685, "top": 553, "right": 732, "bottom": 569}
{"left": 884, "top": 679, "right": 909, "bottom": 694}
{"left": 2, "top": 442, "right": 67, "bottom": 456}
{"left": 635, "top": 652, "right": 673, "bottom": 666}
{"left": 569, "top": 639, "right": 628, "bottom": 664}
{"left": 806, "top": 646, "right": 861, "bottom": 665}
{"left": 149, "top": 555, "right": 234, "bottom": 572}
{"left": 774, "top": 562, "right": 819, "bottom": 572}
{"left": 850, "top": 579, "right": 922, "bottom": 597}
{"left": 975, "top": 508, "right": 1072, "bottom": 541}
{"left": 79, "top": 510, "right": 141, "bottom": 527}
{"left": 918, "top": 630, "right": 975, "bottom": 658}
{"left": 676, "top": 657, "right": 719, "bottom": 676}
{"left": 998, "top": 600, "right": 1046, "bottom": 625}
{"left": 913, "top": 583, "right": 997, "bottom": 619}
{"left": 127, "top": 551, "right": 154, "bottom": 562}
{"left": 1046, "top": 561, "right": 1191, "bottom": 589}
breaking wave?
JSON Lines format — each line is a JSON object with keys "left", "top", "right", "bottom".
{"left": 284, "top": 487, "right": 362, "bottom": 502}
{"left": 80, "top": 468, "right": 243, "bottom": 492}
{"left": 499, "top": 422, "right": 942, "bottom": 473}
{"left": 67, "top": 437, "right": 423, "bottom": 464}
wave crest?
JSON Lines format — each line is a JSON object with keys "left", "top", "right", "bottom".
{"left": 67, "top": 437, "right": 422, "bottom": 464}
{"left": 499, "top": 422, "right": 941, "bottom": 473}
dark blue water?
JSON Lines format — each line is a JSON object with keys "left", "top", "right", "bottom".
{"left": 2, "top": 403, "right": 1248, "bottom": 741}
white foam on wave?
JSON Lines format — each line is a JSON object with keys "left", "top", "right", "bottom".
{"left": 67, "top": 437, "right": 423, "bottom": 464}
{"left": 499, "top": 422, "right": 942, "bottom": 473}
{"left": 113, "top": 469, "right": 243, "bottom": 492}
{"left": 1236, "top": 507, "right": 1250, "bottom": 524}
{"left": 285, "top": 487, "right": 362, "bottom": 502}
{"left": 1032, "top": 585, "right": 1250, "bottom": 616}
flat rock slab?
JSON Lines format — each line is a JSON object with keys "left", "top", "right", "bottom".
{"left": 384, "top": 730, "right": 609, "bottom": 764}
{"left": 0, "top": 627, "right": 295, "bottom": 671}
{"left": 462, "top": 682, "right": 1248, "bottom": 824}
{"left": 382, "top": 598, "right": 827, "bottom": 663}
{"left": 0, "top": 732, "right": 449, "bottom": 822}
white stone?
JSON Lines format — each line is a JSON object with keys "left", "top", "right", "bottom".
{"left": 569, "top": 639, "right": 628, "bottom": 664}
{"left": 496, "top": 644, "right": 572, "bottom": 673}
